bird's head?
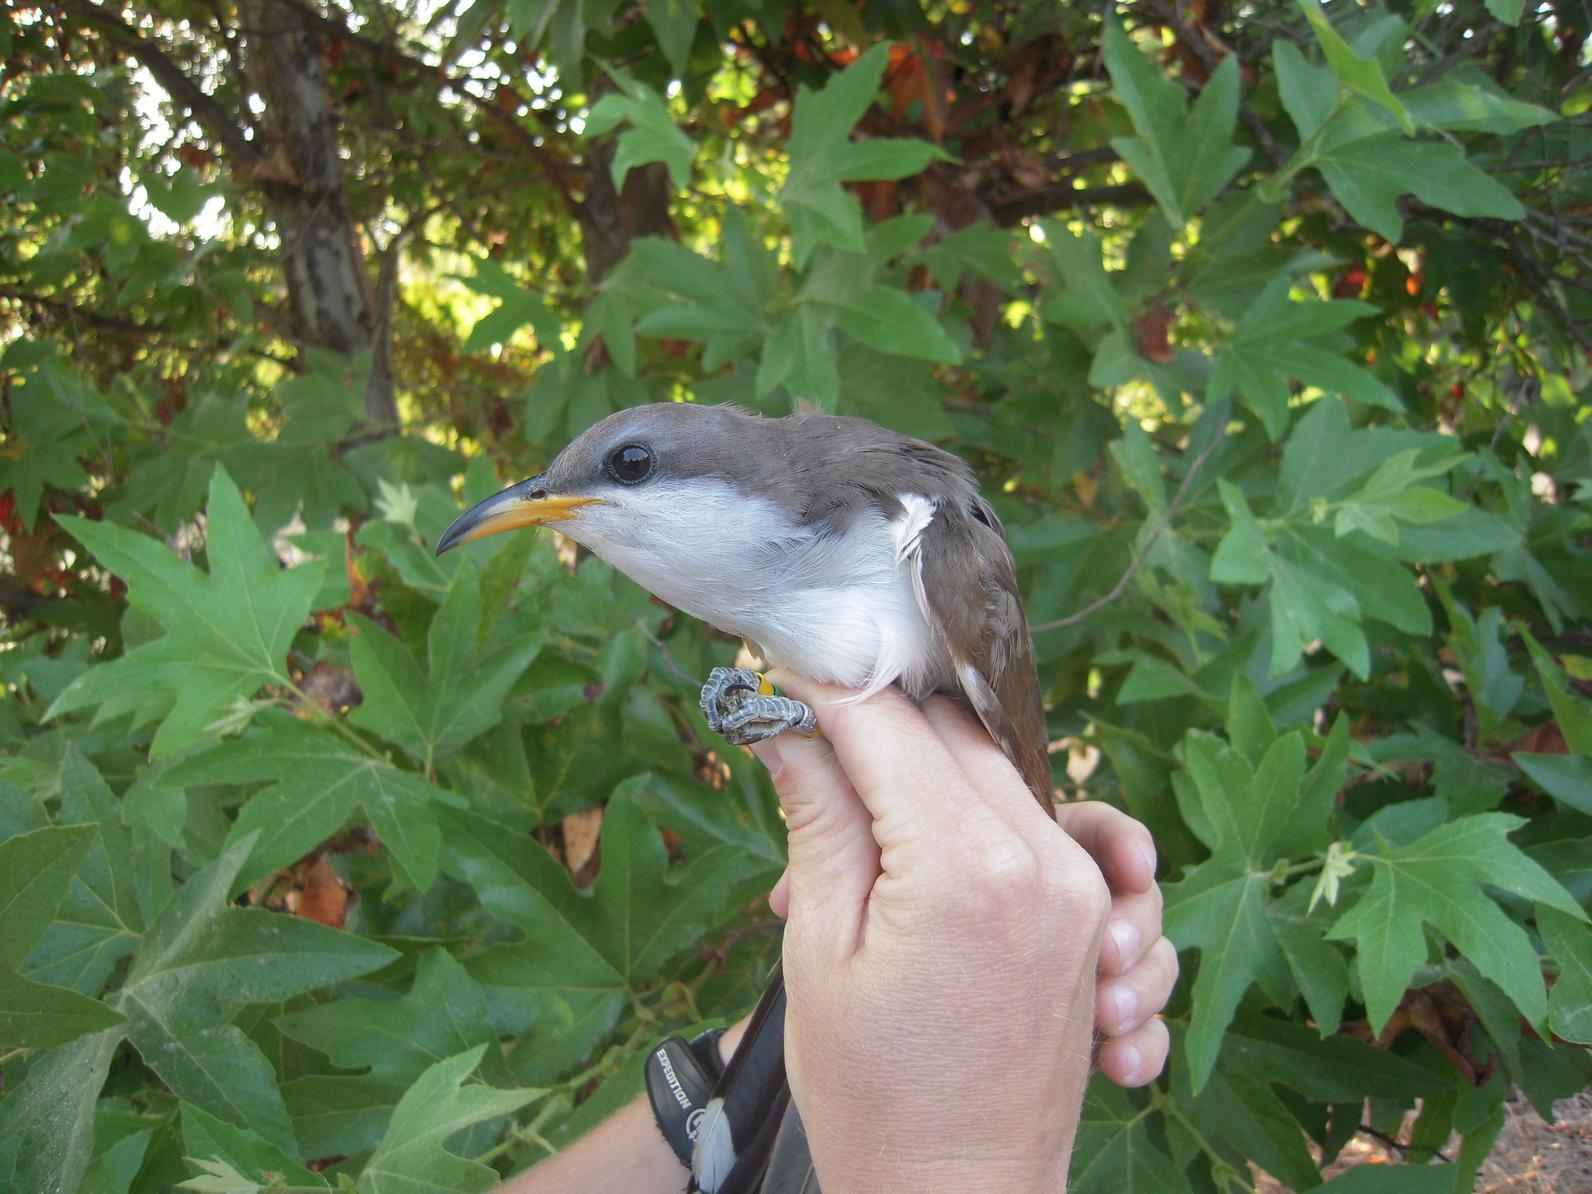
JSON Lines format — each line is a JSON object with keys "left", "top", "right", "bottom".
{"left": 435, "top": 403, "right": 764, "bottom": 565}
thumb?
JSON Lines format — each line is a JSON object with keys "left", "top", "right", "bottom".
{"left": 751, "top": 732, "right": 878, "bottom": 960}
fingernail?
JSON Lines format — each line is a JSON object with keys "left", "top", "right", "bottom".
{"left": 1116, "top": 1042, "right": 1143, "bottom": 1085}
{"left": 1136, "top": 839, "right": 1157, "bottom": 879}
{"left": 1110, "top": 984, "right": 1139, "bottom": 1032}
{"left": 749, "top": 740, "right": 782, "bottom": 776}
{"left": 1109, "top": 919, "right": 1140, "bottom": 967}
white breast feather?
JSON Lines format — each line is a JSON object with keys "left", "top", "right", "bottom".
{"left": 566, "top": 480, "right": 947, "bottom": 698}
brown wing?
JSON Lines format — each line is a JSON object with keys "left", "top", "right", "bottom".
{"left": 914, "top": 498, "right": 1053, "bottom": 811}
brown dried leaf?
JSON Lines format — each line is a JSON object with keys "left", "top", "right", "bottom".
{"left": 563, "top": 806, "right": 603, "bottom": 885}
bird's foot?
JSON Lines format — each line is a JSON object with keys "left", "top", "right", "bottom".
{"left": 699, "top": 666, "right": 818, "bottom": 746}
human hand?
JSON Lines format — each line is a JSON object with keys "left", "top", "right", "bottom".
{"left": 1051, "top": 799, "right": 1175, "bottom": 1087}
{"left": 748, "top": 674, "right": 1121, "bottom": 1192}
{"left": 766, "top": 756, "right": 1175, "bottom": 1093}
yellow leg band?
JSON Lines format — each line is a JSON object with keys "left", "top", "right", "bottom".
{"left": 754, "top": 672, "right": 821, "bottom": 738}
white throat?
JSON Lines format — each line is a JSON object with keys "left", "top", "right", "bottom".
{"left": 565, "top": 479, "right": 947, "bottom": 699}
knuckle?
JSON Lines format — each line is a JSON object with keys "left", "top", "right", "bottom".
{"left": 959, "top": 836, "right": 1045, "bottom": 913}
{"left": 1040, "top": 841, "right": 1110, "bottom": 916}
{"left": 1146, "top": 879, "right": 1164, "bottom": 918}
{"left": 1150, "top": 936, "right": 1180, "bottom": 982}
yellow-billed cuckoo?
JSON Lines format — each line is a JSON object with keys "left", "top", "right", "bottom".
{"left": 438, "top": 402, "right": 1052, "bottom": 1193}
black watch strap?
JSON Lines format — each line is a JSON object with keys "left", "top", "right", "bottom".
{"left": 647, "top": 1029, "right": 727, "bottom": 1166}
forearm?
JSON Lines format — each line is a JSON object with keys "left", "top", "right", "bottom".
{"left": 496, "top": 1096, "right": 687, "bottom": 1194}
{"left": 495, "top": 1021, "right": 748, "bottom": 1194}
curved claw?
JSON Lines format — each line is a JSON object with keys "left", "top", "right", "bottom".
{"left": 699, "top": 667, "right": 816, "bottom": 744}
{"left": 719, "top": 695, "right": 818, "bottom": 745}
{"left": 700, "top": 666, "right": 767, "bottom": 733}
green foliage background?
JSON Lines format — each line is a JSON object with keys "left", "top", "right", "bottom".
{"left": 2, "top": 1, "right": 1590, "bottom": 1191}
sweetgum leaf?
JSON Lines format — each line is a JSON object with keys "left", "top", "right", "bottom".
{"left": 179, "top": 1103, "right": 328, "bottom": 1190}
{"left": 1538, "top": 906, "right": 1592, "bottom": 1045}
{"left": 1102, "top": 22, "right": 1250, "bottom": 227}
{"left": 349, "top": 564, "right": 542, "bottom": 769}
{"left": 24, "top": 750, "right": 145, "bottom": 996}
{"left": 1328, "top": 813, "right": 1585, "bottom": 1034}
{"left": 49, "top": 465, "right": 324, "bottom": 757}
{"left": 1072, "top": 1081, "right": 1188, "bottom": 1194}
{"left": 0, "top": 1026, "right": 122, "bottom": 1194}
{"left": 356, "top": 1045, "right": 539, "bottom": 1194}
{"left": 113, "top": 832, "right": 398, "bottom": 1152}
{"left": 442, "top": 781, "right": 753, "bottom": 1064}
{"left": 276, "top": 947, "right": 503, "bottom": 1087}
{"left": 165, "top": 711, "right": 460, "bottom": 890}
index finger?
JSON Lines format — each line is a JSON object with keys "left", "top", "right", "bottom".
{"left": 767, "top": 671, "right": 1010, "bottom": 856}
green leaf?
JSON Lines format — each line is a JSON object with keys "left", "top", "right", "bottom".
{"left": 0, "top": 1026, "right": 122, "bottom": 1194}
{"left": 1223, "top": 1013, "right": 1440, "bottom": 1102}
{"left": 350, "top": 566, "right": 542, "bottom": 768}
{"left": 1485, "top": 0, "right": 1524, "bottom": 25}
{"left": 1209, "top": 276, "right": 1389, "bottom": 438}
{"left": 1267, "top": 879, "right": 1349, "bottom": 1034}
{"left": 0, "top": 968, "right": 124, "bottom": 1053}
{"left": 460, "top": 261, "right": 562, "bottom": 355}
{"left": 781, "top": 45, "right": 946, "bottom": 265}
{"left": 1539, "top": 906, "right": 1592, "bottom": 1045}
{"left": 838, "top": 137, "right": 946, "bottom": 182}
{"left": 642, "top": 0, "right": 699, "bottom": 77}
{"left": 24, "top": 750, "right": 146, "bottom": 996}
{"left": 756, "top": 303, "right": 838, "bottom": 403}
{"left": 911, "top": 224, "right": 1026, "bottom": 292}
{"left": 1211, "top": 480, "right": 1269, "bottom": 584}
{"left": 49, "top": 466, "right": 324, "bottom": 757}
{"left": 180, "top": 1103, "right": 328, "bottom": 1191}
{"left": 1276, "top": 713, "right": 1351, "bottom": 858}
{"left": 1328, "top": 813, "right": 1585, "bottom": 1034}
{"left": 631, "top": 234, "right": 770, "bottom": 369}
{"left": 1515, "top": 753, "right": 1592, "bottom": 816}
{"left": 0, "top": 823, "right": 98, "bottom": 962}
{"left": 1309, "top": 113, "right": 1525, "bottom": 243}
{"left": 1299, "top": 0, "right": 1412, "bottom": 133}
{"left": 0, "top": 359, "right": 109, "bottom": 528}
{"left": 1164, "top": 851, "right": 1288, "bottom": 1092}
{"left": 1273, "top": 40, "right": 1338, "bottom": 140}
{"left": 1184, "top": 1040, "right": 1322, "bottom": 1192}
{"left": 275, "top": 947, "right": 503, "bottom": 1114}
{"left": 1103, "top": 24, "right": 1250, "bottom": 227}
{"left": 1523, "top": 630, "right": 1592, "bottom": 755}
{"left": 1181, "top": 730, "right": 1304, "bottom": 864}
{"left": 164, "top": 713, "right": 457, "bottom": 893}
{"left": 113, "top": 832, "right": 398, "bottom": 1153}
{"left": 442, "top": 782, "right": 753, "bottom": 1059}
{"left": 806, "top": 277, "right": 960, "bottom": 363}
{"left": 585, "top": 74, "right": 694, "bottom": 191}
{"left": 1036, "top": 222, "right": 1130, "bottom": 334}
{"left": 1071, "top": 1081, "right": 1185, "bottom": 1194}
{"left": 356, "top": 1046, "right": 539, "bottom": 1194}
{"left": 1402, "top": 77, "right": 1556, "bottom": 134}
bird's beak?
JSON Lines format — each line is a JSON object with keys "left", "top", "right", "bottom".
{"left": 435, "top": 475, "right": 604, "bottom": 556}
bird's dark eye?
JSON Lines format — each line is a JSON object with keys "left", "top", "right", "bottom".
{"left": 606, "top": 444, "right": 654, "bottom": 484}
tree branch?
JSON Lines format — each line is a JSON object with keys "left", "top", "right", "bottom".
{"left": 991, "top": 182, "right": 1153, "bottom": 226}
{"left": 269, "top": 0, "right": 581, "bottom": 211}
{"left": 66, "top": 1, "right": 260, "bottom": 168}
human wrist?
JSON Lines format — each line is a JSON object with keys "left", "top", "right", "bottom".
{"left": 808, "top": 1139, "right": 1070, "bottom": 1194}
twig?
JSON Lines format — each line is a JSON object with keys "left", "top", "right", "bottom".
{"left": 66, "top": 1, "right": 261, "bottom": 169}
{"left": 991, "top": 182, "right": 1153, "bottom": 226}
{"left": 1356, "top": 1122, "right": 1453, "bottom": 1165}
{"left": 1032, "top": 427, "right": 1223, "bottom": 632}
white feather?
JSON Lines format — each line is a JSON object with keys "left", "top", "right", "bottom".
{"left": 690, "top": 1096, "right": 735, "bottom": 1192}
{"left": 563, "top": 479, "right": 948, "bottom": 699}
